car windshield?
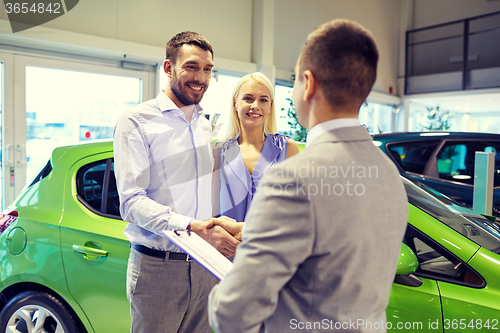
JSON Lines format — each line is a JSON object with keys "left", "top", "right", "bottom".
{"left": 402, "top": 177, "right": 500, "bottom": 253}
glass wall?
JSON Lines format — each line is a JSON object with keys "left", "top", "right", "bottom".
{"left": 25, "top": 67, "right": 143, "bottom": 181}
{"left": 274, "top": 84, "right": 294, "bottom": 135}
{"left": 407, "top": 103, "right": 500, "bottom": 134}
{"left": 275, "top": 83, "right": 398, "bottom": 137}
{"left": 200, "top": 74, "right": 242, "bottom": 141}
{"left": 460, "top": 113, "right": 500, "bottom": 133}
{"left": 359, "top": 102, "right": 395, "bottom": 134}
{"left": 407, "top": 104, "right": 429, "bottom": 132}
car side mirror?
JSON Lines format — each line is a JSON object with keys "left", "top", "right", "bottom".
{"left": 396, "top": 243, "right": 418, "bottom": 275}
{"left": 395, "top": 243, "right": 423, "bottom": 287}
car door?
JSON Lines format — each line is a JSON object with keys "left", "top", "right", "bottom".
{"left": 438, "top": 245, "right": 500, "bottom": 332}
{"left": 439, "top": 280, "right": 500, "bottom": 332}
{"left": 60, "top": 154, "right": 131, "bottom": 333}
{"left": 399, "top": 223, "right": 491, "bottom": 333}
{"left": 387, "top": 223, "right": 443, "bottom": 332}
{"left": 388, "top": 278, "right": 442, "bottom": 331}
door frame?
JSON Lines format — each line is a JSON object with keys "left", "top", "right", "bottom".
{"left": 0, "top": 51, "right": 14, "bottom": 209}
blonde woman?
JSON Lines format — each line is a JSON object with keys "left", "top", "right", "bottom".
{"left": 213, "top": 72, "right": 300, "bottom": 222}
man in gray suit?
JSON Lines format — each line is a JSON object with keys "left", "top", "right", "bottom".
{"left": 208, "top": 19, "right": 408, "bottom": 333}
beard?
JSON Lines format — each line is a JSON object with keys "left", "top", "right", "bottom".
{"left": 170, "top": 70, "right": 206, "bottom": 107}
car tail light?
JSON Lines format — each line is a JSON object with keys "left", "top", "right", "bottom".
{"left": 0, "top": 210, "right": 18, "bottom": 234}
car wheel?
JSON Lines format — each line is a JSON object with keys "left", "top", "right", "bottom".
{"left": 0, "top": 291, "right": 82, "bottom": 333}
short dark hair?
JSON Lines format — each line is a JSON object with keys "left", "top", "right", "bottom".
{"left": 166, "top": 31, "right": 214, "bottom": 64}
{"left": 299, "top": 19, "right": 378, "bottom": 107}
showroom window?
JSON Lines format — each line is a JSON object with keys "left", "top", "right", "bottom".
{"left": 274, "top": 84, "right": 295, "bottom": 136}
{"left": 407, "top": 105, "right": 500, "bottom": 135}
{"left": 25, "top": 66, "right": 143, "bottom": 181}
{"left": 0, "top": 50, "right": 153, "bottom": 209}
{"left": 200, "top": 73, "right": 242, "bottom": 141}
{"left": 275, "top": 83, "right": 398, "bottom": 138}
{"left": 461, "top": 114, "right": 500, "bottom": 134}
{"left": 359, "top": 102, "right": 395, "bottom": 134}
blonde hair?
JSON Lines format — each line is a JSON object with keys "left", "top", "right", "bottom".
{"left": 220, "top": 72, "right": 277, "bottom": 142}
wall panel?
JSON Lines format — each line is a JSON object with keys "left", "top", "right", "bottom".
{"left": 413, "top": 0, "right": 500, "bottom": 30}
{"left": 274, "top": 0, "right": 400, "bottom": 95}
{"left": 36, "top": 0, "right": 253, "bottom": 64}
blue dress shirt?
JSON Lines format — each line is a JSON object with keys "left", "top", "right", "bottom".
{"left": 114, "top": 92, "right": 214, "bottom": 252}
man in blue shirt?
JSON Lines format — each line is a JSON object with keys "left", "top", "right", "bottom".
{"left": 114, "top": 31, "right": 239, "bottom": 333}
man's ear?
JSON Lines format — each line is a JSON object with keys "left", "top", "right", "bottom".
{"left": 303, "top": 70, "right": 316, "bottom": 102}
{"left": 163, "top": 60, "right": 172, "bottom": 78}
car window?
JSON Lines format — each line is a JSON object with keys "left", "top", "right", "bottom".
{"left": 28, "top": 160, "right": 52, "bottom": 188}
{"left": 387, "top": 141, "right": 440, "bottom": 174}
{"left": 403, "top": 177, "right": 500, "bottom": 253}
{"left": 105, "top": 161, "right": 120, "bottom": 217}
{"left": 436, "top": 141, "right": 500, "bottom": 186}
{"left": 76, "top": 159, "right": 121, "bottom": 219}
{"left": 404, "top": 224, "right": 485, "bottom": 288}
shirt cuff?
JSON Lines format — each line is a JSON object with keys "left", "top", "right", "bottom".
{"left": 169, "top": 213, "right": 192, "bottom": 231}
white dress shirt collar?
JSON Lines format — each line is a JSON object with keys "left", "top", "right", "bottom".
{"left": 306, "top": 118, "right": 360, "bottom": 148}
{"left": 157, "top": 91, "right": 203, "bottom": 115}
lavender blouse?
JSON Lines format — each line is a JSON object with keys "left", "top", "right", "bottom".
{"left": 217, "top": 133, "right": 289, "bottom": 221}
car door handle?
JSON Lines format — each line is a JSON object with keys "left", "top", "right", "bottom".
{"left": 72, "top": 245, "right": 108, "bottom": 257}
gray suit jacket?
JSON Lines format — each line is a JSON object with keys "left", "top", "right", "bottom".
{"left": 209, "top": 126, "right": 408, "bottom": 333}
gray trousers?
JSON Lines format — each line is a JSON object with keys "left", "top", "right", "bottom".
{"left": 127, "top": 247, "right": 218, "bottom": 333}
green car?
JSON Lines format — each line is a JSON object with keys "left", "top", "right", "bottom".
{"left": 0, "top": 140, "right": 499, "bottom": 333}
{"left": 388, "top": 181, "right": 500, "bottom": 332}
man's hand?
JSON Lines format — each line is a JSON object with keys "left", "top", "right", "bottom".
{"left": 190, "top": 219, "right": 241, "bottom": 257}
{"left": 211, "top": 216, "right": 244, "bottom": 241}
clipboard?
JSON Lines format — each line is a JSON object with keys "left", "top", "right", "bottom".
{"left": 161, "top": 229, "right": 234, "bottom": 280}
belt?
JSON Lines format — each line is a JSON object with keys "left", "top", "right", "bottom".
{"left": 131, "top": 243, "right": 190, "bottom": 261}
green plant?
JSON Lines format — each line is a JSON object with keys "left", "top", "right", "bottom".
{"left": 420, "top": 106, "right": 456, "bottom": 158}
{"left": 420, "top": 106, "right": 452, "bottom": 131}
{"left": 280, "top": 97, "right": 307, "bottom": 142}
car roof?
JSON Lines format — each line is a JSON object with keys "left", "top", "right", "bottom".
{"left": 374, "top": 131, "right": 500, "bottom": 139}
{"left": 51, "top": 139, "right": 113, "bottom": 168}
{"left": 373, "top": 132, "right": 500, "bottom": 141}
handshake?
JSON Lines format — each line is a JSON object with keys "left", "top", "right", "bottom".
{"left": 189, "top": 217, "right": 244, "bottom": 257}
